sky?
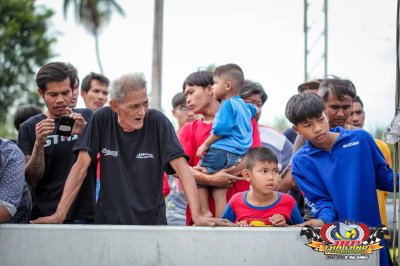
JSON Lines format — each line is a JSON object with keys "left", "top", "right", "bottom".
{"left": 35, "top": 0, "right": 397, "bottom": 132}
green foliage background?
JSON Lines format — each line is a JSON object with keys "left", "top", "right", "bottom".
{"left": 0, "top": 0, "right": 56, "bottom": 139}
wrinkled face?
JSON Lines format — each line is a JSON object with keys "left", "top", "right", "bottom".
{"left": 324, "top": 93, "right": 353, "bottom": 128}
{"left": 39, "top": 78, "right": 72, "bottom": 118}
{"left": 243, "top": 161, "right": 279, "bottom": 195}
{"left": 293, "top": 113, "right": 330, "bottom": 147}
{"left": 184, "top": 85, "right": 213, "bottom": 114}
{"left": 81, "top": 80, "right": 109, "bottom": 111}
{"left": 243, "top": 94, "right": 263, "bottom": 121}
{"left": 348, "top": 101, "right": 365, "bottom": 128}
{"left": 111, "top": 88, "right": 149, "bottom": 132}
{"left": 172, "top": 104, "right": 197, "bottom": 129}
{"left": 212, "top": 75, "right": 229, "bottom": 100}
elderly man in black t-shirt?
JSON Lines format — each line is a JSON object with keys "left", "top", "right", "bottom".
{"left": 18, "top": 62, "right": 95, "bottom": 222}
{"left": 31, "top": 73, "right": 229, "bottom": 226}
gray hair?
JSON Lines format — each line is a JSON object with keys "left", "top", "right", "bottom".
{"left": 110, "top": 73, "right": 147, "bottom": 103}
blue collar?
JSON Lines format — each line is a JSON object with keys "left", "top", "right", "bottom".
{"left": 303, "top": 126, "right": 349, "bottom": 154}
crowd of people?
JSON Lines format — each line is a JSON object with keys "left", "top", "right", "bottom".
{"left": 0, "top": 61, "right": 396, "bottom": 265}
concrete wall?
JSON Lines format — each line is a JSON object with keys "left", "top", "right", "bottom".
{"left": 0, "top": 225, "right": 378, "bottom": 266}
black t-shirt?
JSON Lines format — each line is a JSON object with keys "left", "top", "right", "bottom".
{"left": 17, "top": 109, "right": 96, "bottom": 220}
{"left": 74, "top": 107, "right": 187, "bottom": 225}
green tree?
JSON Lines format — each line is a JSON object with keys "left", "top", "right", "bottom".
{"left": 63, "top": 0, "right": 125, "bottom": 74}
{"left": 206, "top": 63, "right": 217, "bottom": 72}
{"left": 0, "top": 0, "right": 55, "bottom": 138}
{"left": 272, "top": 116, "right": 290, "bottom": 132}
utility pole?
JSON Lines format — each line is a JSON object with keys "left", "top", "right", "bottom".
{"left": 151, "top": 0, "right": 163, "bottom": 110}
{"left": 395, "top": 2, "right": 400, "bottom": 264}
{"left": 304, "top": 0, "right": 328, "bottom": 81}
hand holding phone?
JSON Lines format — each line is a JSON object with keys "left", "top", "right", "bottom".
{"left": 56, "top": 115, "right": 75, "bottom": 136}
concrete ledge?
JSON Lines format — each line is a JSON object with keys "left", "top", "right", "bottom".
{"left": 0, "top": 224, "right": 378, "bottom": 266}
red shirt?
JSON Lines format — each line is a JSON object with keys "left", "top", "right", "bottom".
{"left": 179, "top": 118, "right": 261, "bottom": 225}
{"left": 223, "top": 191, "right": 301, "bottom": 225}
{"left": 162, "top": 173, "right": 170, "bottom": 197}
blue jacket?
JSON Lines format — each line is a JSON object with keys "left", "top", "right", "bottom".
{"left": 292, "top": 127, "right": 395, "bottom": 226}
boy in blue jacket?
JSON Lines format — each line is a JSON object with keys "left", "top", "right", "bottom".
{"left": 285, "top": 92, "right": 396, "bottom": 266}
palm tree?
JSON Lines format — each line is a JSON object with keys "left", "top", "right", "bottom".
{"left": 63, "top": 0, "right": 125, "bottom": 74}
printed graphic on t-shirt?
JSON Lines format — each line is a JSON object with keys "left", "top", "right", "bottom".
{"left": 136, "top": 153, "right": 154, "bottom": 159}
{"left": 243, "top": 217, "right": 273, "bottom": 227}
{"left": 43, "top": 134, "right": 78, "bottom": 148}
{"left": 101, "top": 148, "right": 118, "bottom": 157}
{"left": 342, "top": 141, "right": 360, "bottom": 149}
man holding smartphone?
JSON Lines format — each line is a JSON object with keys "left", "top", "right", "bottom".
{"left": 17, "top": 62, "right": 95, "bottom": 223}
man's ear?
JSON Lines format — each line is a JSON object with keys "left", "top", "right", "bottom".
{"left": 109, "top": 100, "right": 118, "bottom": 112}
{"left": 206, "top": 84, "right": 213, "bottom": 95}
{"left": 324, "top": 110, "right": 329, "bottom": 123}
{"left": 242, "top": 169, "right": 251, "bottom": 182}
{"left": 172, "top": 108, "right": 177, "bottom": 118}
{"left": 292, "top": 125, "right": 299, "bottom": 135}
{"left": 37, "top": 88, "right": 44, "bottom": 99}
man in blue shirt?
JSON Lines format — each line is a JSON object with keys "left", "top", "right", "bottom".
{"left": 0, "top": 138, "right": 31, "bottom": 223}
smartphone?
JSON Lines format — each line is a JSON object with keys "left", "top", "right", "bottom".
{"left": 56, "top": 115, "right": 75, "bottom": 136}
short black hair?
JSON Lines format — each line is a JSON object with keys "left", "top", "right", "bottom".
{"left": 81, "top": 72, "right": 110, "bottom": 93}
{"left": 239, "top": 80, "right": 268, "bottom": 105}
{"left": 244, "top": 147, "right": 278, "bottom": 170}
{"left": 66, "top": 63, "right": 79, "bottom": 87}
{"left": 319, "top": 78, "right": 356, "bottom": 102}
{"left": 182, "top": 70, "right": 213, "bottom": 91}
{"left": 36, "top": 62, "right": 73, "bottom": 92}
{"left": 353, "top": 95, "right": 364, "bottom": 108}
{"left": 285, "top": 92, "right": 326, "bottom": 125}
{"left": 13, "top": 104, "right": 42, "bottom": 131}
{"left": 213, "top": 63, "right": 244, "bottom": 91}
{"left": 171, "top": 92, "right": 186, "bottom": 108}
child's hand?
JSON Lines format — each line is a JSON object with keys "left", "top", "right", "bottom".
{"left": 269, "top": 214, "right": 288, "bottom": 227}
{"left": 294, "top": 219, "right": 324, "bottom": 227}
{"left": 196, "top": 143, "right": 208, "bottom": 158}
{"left": 234, "top": 220, "right": 251, "bottom": 227}
{"left": 193, "top": 165, "right": 208, "bottom": 174}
